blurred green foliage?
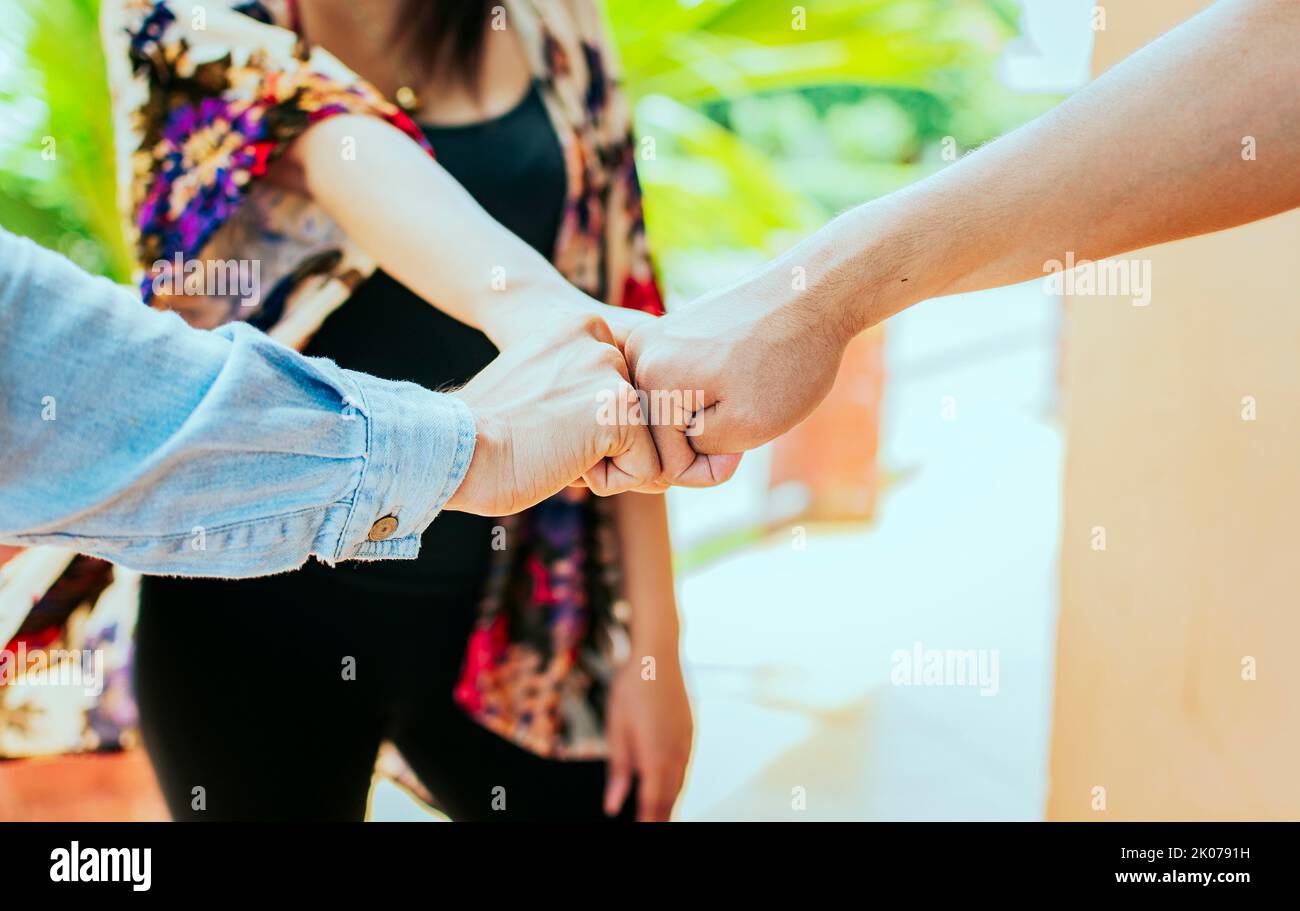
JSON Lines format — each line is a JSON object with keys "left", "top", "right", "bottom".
{"left": 0, "top": 0, "right": 129, "bottom": 279}
{"left": 607, "top": 0, "right": 1061, "bottom": 270}
{"left": 0, "top": 0, "right": 1057, "bottom": 286}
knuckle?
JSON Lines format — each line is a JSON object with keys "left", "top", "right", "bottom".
{"left": 577, "top": 312, "right": 608, "bottom": 338}
{"left": 623, "top": 331, "right": 644, "bottom": 367}
{"left": 634, "top": 358, "right": 661, "bottom": 392}
{"left": 619, "top": 382, "right": 646, "bottom": 422}
{"left": 601, "top": 346, "right": 626, "bottom": 373}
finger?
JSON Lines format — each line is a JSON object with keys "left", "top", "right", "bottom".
{"left": 583, "top": 443, "right": 659, "bottom": 496}
{"left": 677, "top": 451, "right": 743, "bottom": 487}
{"left": 622, "top": 322, "right": 648, "bottom": 378}
{"left": 651, "top": 412, "right": 742, "bottom": 487}
{"left": 582, "top": 459, "right": 631, "bottom": 497}
{"left": 593, "top": 340, "right": 633, "bottom": 385}
{"left": 607, "top": 421, "right": 661, "bottom": 491}
{"left": 648, "top": 421, "right": 699, "bottom": 485}
{"left": 655, "top": 765, "right": 687, "bottom": 823}
{"left": 638, "top": 378, "right": 715, "bottom": 485}
{"left": 685, "top": 400, "right": 776, "bottom": 456}
{"left": 622, "top": 339, "right": 739, "bottom": 487}
{"left": 585, "top": 387, "right": 659, "bottom": 495}
{"left": 627, "top": 478, "right": 674, "bottom": 495}
{"left": 637, "top": 768, "right": 672, "bottom": 823}
{"left": 604, "top": 738, "right": 634, "bottom": 817}
{"left": 578, "top": 312, "right": 617, "bottom": 348}
{"left": 581, "top": 462, "right": 609, "bottom": 496}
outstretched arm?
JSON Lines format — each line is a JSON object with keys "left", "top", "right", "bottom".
{"left": 628, "top": 0, "right": 1300, "bottom": 462}
{"left": 0, "top": 230, "right": 658, "bottom": 576}
{"left": 274, "top": 114, "right": 653, "bottom": 350}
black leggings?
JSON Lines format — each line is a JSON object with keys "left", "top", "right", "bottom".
{"left": 133, "top": 570, "right": 633, "bottom": 821}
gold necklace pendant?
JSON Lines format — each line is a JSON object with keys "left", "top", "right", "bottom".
{"left": 394, "top": 85, "right": 420, "bottom": 113}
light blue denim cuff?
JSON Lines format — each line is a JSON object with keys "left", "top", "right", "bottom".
{"left": 329, "top": 374, "right": 477, "bottom": 563}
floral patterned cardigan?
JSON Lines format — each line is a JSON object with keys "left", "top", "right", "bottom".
{"left": 3, "top": 0, "right": 662, "bottom": 766}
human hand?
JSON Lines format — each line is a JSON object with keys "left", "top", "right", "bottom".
{"left": 603, "top": 656, "right": 693, "bottom": 822}
{"left": 446, "top": 314, "right": 661, "bottom": 515}
{"left": 624, "top": 276, "right": 850, "bottom": 484}
{"left": 480, "top": 286, "right": 741, "bottom": 492}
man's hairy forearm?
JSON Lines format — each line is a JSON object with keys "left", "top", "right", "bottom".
{"left": 614, "top": 0, "right": 1300, "bottom": 466}
{"left": 777, "top": 0, "right": 1300, "bottom": 337}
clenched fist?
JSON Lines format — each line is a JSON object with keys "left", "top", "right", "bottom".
{"left": 624, "top": 274, "right": 850, "bottom": 486}
{"left": 446, "top": 314, "right": 662, "bottom": 516}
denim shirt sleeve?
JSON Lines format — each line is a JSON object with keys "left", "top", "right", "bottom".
{"left": 0, "top": 229, "right": 476, "bottom": 578}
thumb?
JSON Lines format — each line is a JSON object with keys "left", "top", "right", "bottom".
{"left": 583, "top": 391, "right": 660, "bottom": 496}
{"left": 682, "top": 400, "right": 763, "bottom": 459}
{"left": 604, "top": 729, "right": 634, "bottom": 817}
{"left": 639, "top": 384, "right": 741, "bottom": 488}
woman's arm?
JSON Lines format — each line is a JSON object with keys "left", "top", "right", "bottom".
{"left": 604, "top": 492, "right": 692, "bottom": 821}
{"left": 273, "top": 114, "right": 650, "bottom": 348}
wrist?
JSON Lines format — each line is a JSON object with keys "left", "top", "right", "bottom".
{"left": 443, "top": 403, "right": 506, "bottom": 515}
{"left": 824, "top": 204, "right": 926, "bottom": 340}
{"left": 477, "top": 273, "right": 593, "bottom": 348}
{"left": 733, "top": 211, "right": 881, "bottom": 353}
{"left": 778, "top": 196, "right": 943, "bottom": 344}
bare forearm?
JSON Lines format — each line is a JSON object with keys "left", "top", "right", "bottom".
{"left": 627, "top": 0, "right": 1300, "bottom": 466}
{"left": 747, "top": 0, "right": 1300, "bottom": 339}
{"left": 285, "top": 114, "right": 580, "bottom": 345}
{"left": 613, "top": 492, "right": 680, "bottom": 654}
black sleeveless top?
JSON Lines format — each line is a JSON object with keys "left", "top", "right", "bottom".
{"left": 300, "top": 82, "right": 567, "bottom": 597}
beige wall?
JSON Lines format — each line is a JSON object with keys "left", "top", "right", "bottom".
{"left": 1047, "top": 0, "right": 1300, "bottom": 820}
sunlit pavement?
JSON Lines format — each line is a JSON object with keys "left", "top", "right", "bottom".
{"left": 673, "top": 281, "right": 1064, "bottom": 821}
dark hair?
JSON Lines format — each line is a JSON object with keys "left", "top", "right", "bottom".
{"left": 394, "top": 0, "right": 494, "bottom": 85}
